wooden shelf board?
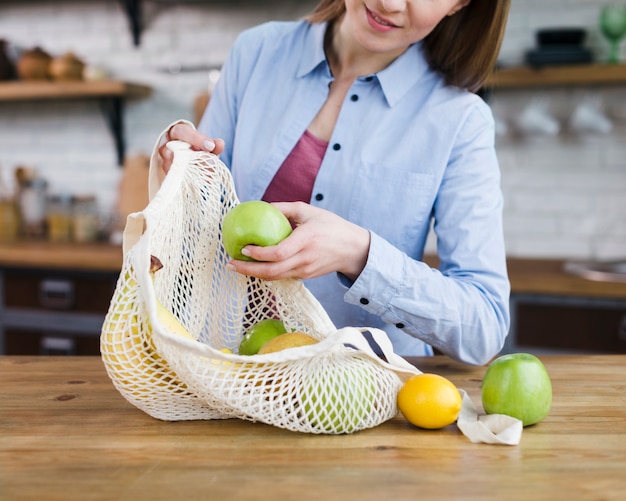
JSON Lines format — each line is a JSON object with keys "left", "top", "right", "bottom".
{"left": 485, "top": 63, "right": 626, "bottom": 88}
{"left": 0, "top": 80, "right": 152, "bottom": 101}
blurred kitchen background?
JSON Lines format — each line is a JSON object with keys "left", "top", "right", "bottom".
{"left": 0, "top": 0, "right": 624, "bottom": 258}
{"left": 1, "top": 0, "right": 625, "bottom": 356}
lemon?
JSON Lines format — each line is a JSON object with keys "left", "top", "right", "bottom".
{"left": 257, "top": 332, "right": 318, "bottom": 354}
{"left": 397, "top": 373, "right": 462, "bottom": 429}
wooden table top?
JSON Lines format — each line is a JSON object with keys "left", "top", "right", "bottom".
{"left": 1, "top": 355, "right": 625, "bottom": 500}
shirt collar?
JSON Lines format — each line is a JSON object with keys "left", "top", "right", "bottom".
{"left": 297, "top": 22, "right": 330, "bottom": 78}
{"left": 297, "top": 22, "right": 432, "bottom": 107}
{"left": 375, "top": 42, "right": 432, "bottom": 107}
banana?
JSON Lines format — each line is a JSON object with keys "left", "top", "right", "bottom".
{"left": 155, "top": 297, "right": 195, "bottom": 341}
{"left": 100, "top": 255, "right": 194, "bottom": 396}
{"left": 101, "top": 255, "right": 236, "bottom": 421}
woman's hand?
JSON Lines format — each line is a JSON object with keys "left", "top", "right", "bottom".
{"left": 226, "top": 202, "right": 371, "bottom": 282}
{"left": 158, "top": 122, "right": 225, "bottom": 173}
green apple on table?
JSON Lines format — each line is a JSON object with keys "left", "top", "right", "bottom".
{"left": 222, "top": 200, "right": 292, "bottom": 261}
{"left": 481, "top": 352, "right": 552, "bottom": 426}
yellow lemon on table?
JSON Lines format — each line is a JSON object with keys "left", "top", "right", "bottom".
{"left": 397, "top": 373, "right": 462, "bottom": 429}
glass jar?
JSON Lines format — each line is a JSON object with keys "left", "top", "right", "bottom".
{"left": 46, "top": 194, "right": 73, "bottom": 242}
{"left": 0, "top": 197, "right": 19, "bottom": 242}
{"left": 72, "top": 195, "right": 99, "bottom": 243}
{"left": 18, "top": 177, "right": 47, "bottom": 239}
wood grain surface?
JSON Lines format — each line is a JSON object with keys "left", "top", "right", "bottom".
{"left": 1, "top": 355, "right": 625, "bottom": 501}
{"left": 0, "top": 242, "right": 122, "bottom": 272}
{"left": 484, "top": 62, "right": 626, "bottom": 88}
{"left": 0, "top": 80, "right": 152, "bottom": 101}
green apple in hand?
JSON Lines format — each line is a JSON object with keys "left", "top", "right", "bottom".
{"left": 238, "top": 318, "right": 287, "bottom": 356}
{"left": 222, "top": 200, "right": 292, "bottom": 261}
{"left": 481, "top": 353, "right": 552, "bottom": 426}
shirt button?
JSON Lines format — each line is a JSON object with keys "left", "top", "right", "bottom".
{"left": 350, "top": 94, "right": 359, "bottom": 102}
{"left": 395, "top": 323, "right": 405, "bottom": 329}
{"left": 314, "top": 193, "right": 324, "bottom": 201}
{"left": 333, "top": 143, "right": 341, "bottom": 151}
{"left": 360, "top": 298, "right": 369, "bottom": 305}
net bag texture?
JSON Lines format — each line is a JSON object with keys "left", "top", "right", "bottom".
{"left": 100, "top": 139, "right": 420, "bottom": 434}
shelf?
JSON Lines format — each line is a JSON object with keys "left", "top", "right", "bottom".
{"left": 0, "top": 80, "right": 152, "bottom": 166}
{"left": 0, "top": 80, "right": 151, "bottom": 101}
{"left": 484, "top": 62, "right": 626, "bottom": 89}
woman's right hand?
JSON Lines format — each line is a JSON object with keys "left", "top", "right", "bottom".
{"left": 159, "top": 122, "right": 225, "bottom": 173}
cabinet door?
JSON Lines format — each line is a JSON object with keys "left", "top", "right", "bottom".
{"left": 513, "top": 295, "right": 626, "bottom": 353}
{"left": 3, "top": 269, "right": 116, "bottom": 312}
{"left": 4, "top": 328, "right": 101, "bottom": 356}
{"left": 0, "top": 267, "right": 117, "bottom": 355}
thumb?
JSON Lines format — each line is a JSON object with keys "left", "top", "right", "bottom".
{"left": 270, "top": 201, "right": 310, "bottom": 225}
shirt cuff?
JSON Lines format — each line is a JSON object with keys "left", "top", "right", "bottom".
{"left": 343, "top": 231, "right": 419, "bottom": 317}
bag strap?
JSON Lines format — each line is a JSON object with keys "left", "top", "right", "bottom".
{"left": 457, "top": 391, "right": 523, "bottom": 445}
{"left": 335, "top": 327, "right": 420, "bottom": 377}
{"left": 122, "top": 212, "right": 146, "bottom": 256}
{"left": 148, "top": 119, "right": 196, "bottom": 201}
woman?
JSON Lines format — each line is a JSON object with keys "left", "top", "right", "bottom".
{"left": 159, "top": 0, "right": 512, "bottom": 365}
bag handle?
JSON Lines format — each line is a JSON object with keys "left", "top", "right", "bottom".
{"left": 334, "top": 327, "right": 420, "bottom": 377}
{"left": 124, "top": 131, "right": 194, "bottom": 258}
{"left": 122, "top": 212, "right": 146, "bottom": 256}
{"left": 148, "top": 120, "right": 196, "bottom": 201}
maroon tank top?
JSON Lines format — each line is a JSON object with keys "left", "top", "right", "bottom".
{"left": 262, "top": 129, "right": 328, "bottom": 203}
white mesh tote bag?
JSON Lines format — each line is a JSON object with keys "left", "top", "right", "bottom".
{"left": 100, "top": 133, "right": 422, "bottom": 433}
{"left": 101, "top": 124, "right": 522, "bottom": 443}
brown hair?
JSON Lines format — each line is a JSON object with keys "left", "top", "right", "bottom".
{"left": 306, "top": 0, "right": 510, "bottom": 92}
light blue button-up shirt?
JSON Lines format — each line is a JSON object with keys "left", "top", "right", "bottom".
{"left": 199, "top": 20, "right": 510, "bottom": 365}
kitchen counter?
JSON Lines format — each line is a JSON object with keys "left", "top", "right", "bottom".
{"left": 1, "top": 354, "right": 625, "bottom": 500}
{"left": 1, "top": 242, "right": 626, "bottom": 298}
{"left": 0, "top": 241, "right": 122, "bottom": 272}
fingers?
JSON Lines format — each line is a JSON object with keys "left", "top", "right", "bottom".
{"left": 168, "top": 123, "right": 225, "bottom": 155}
{"left": 158, "top": 143, "right": 175, "bottom": 173}
{"left": 224, "top": 205, "right": 371, "bottom": 282}
{"left": 240, "top": 238, "right": 301, "bottom": 264}
{"left": 225, "top": 231, "right": 309, "bottom": 280}
{"left": 212, "top": 138, "right": 226, "bottom": 155}
{"left": 226, "top": 252, "right": 307, "bottom": 281}
{"left": 270, "top": 201, "right": 309, "bottom": 225}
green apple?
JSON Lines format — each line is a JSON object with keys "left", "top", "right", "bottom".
{"left": 481, "top": 353, "right": 552, "bottom": 427}
{"left": 222, "top": 200, "right": 292, "bottom": 261}
{"left": 300, "top": 362, "right": 376, "bottom": 434}
{"left": 238, "top": 318, "right": 287, "bottom": 356}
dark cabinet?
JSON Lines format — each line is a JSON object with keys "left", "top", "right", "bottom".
{"left": 510, "top": 294, "right": 626, "bottom": 354}
{"left": 0, "top": 267, "right": 118, "bottom": 355}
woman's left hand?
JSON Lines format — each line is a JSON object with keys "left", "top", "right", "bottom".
{"left": 226, "top": 202, "right": 370, "bottom": 282}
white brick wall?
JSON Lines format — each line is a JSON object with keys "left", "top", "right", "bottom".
{"left": 0, "top": 0, "right": 316, "bottom": 213}
{"left": 0, "top": 0, "right": 625, "bottom": 260}
{"left": 493, "top": 0, "right": 626, "bottom": 260}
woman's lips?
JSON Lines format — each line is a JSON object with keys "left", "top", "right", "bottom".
{"left": 365, "top": 7, "right": 399, "bottom": 33}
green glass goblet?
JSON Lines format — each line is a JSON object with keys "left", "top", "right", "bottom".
{"left": 599, "top": 4, "right": 626, "bottom": 63}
